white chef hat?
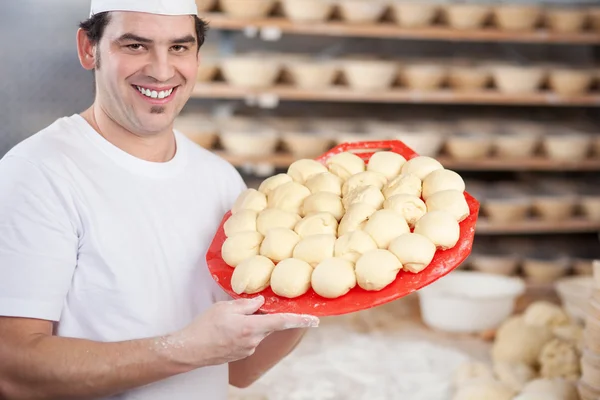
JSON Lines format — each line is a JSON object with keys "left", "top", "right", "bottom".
{"left": 90, "top": 0, "right": 198, "bottom": 17}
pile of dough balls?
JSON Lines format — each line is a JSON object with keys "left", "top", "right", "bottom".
{"left": 222, "top": 152, "right": 470, "bottom": 299}
{"left": 452, "top": 301, "right": 583, "bottom": 400}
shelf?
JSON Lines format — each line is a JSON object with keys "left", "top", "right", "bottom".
{"left": 476, "top": 218, "right": 600, "bottom": 235}
{"left": 202, "top": 13, "right": 600, "bottom": 45}
{"left": 192, "top": 83, "right": 600, "bottom": 107}
{"left": 213, "top": 151, "right": 600, "bottom": 172}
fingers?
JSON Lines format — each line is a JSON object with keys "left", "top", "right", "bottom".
{"left": 253, "top": 313, "right": 320, "bottom": 334}
{"left": 229, "top": 296, "right": 265, "bottom": 315}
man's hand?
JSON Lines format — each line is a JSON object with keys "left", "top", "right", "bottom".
{"left": 166, "top": 296, "right": 319, "bottom": 368}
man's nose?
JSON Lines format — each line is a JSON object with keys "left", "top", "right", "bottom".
{"left": 146, "top": 51, "right": 175, "bottom": 82}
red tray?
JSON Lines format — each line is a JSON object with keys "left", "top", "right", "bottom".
{"left": 206, "top": 140, "right": 480, "bottom": 316}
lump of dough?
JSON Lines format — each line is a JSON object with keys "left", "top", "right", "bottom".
{"left": 334, "top": 230, "right": 378, "bottom": 263}
{"left": 326, "top": 152, "right": 366, "bottom": 180}
{"left": 521, "top": 378, "right": 579, "bottom": 400}
{"left": 452, "top": 379, "right": 515, "bottom": 400}
{"left": 363, "top": 210, "right": 410, "bottom": 249}
{"left": 301, "top": 192, "right": 344, "bottom": 221}
{"left": 355, "top": 249, "right": 402, "bottom": 291}
{"left": 342, "top": 171, "right": 387, "bottom": 197}
{"left": 389, "top": 233, "right": 436, "bottom": 273}
{"left": 383, "top": 174, "right": 422, "bottom": 199}
{"left": 523, "top": 301, "right": 570, "bottom": 328}
{"left": 267, "top": 182, "right": 311, "bottom": 214}
{"left": 293, "top": 234, "right": 336, "bottom": 268}
{"left": 305, "top": 172, "right": 343, "bottom": 196}
{"left": 294, "top": 212, "right": 338, "bottom": 238}
{"left": 221, "top": 231, "right": 264, "bottom": 267}
{"left": 552, "top": 324, "right": 583, "bottom": 348}
{"left": 538, "top": 339, "right": 580, "bottom": 381}
{"left": 338, "top": 203, "right": 377, "bottom": 236}
{"left": 384, "top": 194, "right": 427, "bottom": 227}
{"left": 232, "top": 189, "right": 267, "bottom": 214}
{"left": 311, "top": 257, "right": 356, "bottom": 298}
{"left": 287, "top": 159, "right": 328, "bottom": 184}
{"left": 492, "top": 316, "right": 554, "bottom": 367}
{"left": 401, "top": 156, "right": 444, "bottom": 180}
{"left": 422, "top": 169, "right": 465, "bottom": 200}
{"left": 224, "top": 210, "right": 258, "bottom": 237}
{"left": 260, "top": 228, "right": 300, "bottom": 262}
{"left": 343, "top": 186, "right": 385, "bottom": 210}
{"left": 230, "top": 255, "right": 275, "bottom": 295}
{"left": 258, "top": 173, "right": 293, "bottom": 197}
{"left": 367, "top": 151, "right": 407, "bottom": 180}
{"left": 270, "top": 258, "right": 313, "bottom": 299}
{"left": 426, "top": 190, "right": 470, "bottom": 222}
{"left": 414, "top": 211, "right": 460, "bottom": 250}
{"left": 453, "top": 362, "right": 495, "bottom": 388}
{"left": 256, "top": 208, "right": 301, "bottom": 236}
{"left": 513, "top": 394, "right": 561, "bottom": 400}
{"left": 493, "top": 362, "right": 536, "bottom": 392}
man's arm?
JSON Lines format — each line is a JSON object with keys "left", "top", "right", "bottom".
{"left": 229, "top": 328, "right": 307, "bottom": 388}
{"left": 0, "top": 297, "right": 318, "bottom": 400}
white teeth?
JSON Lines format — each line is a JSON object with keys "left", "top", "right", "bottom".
{"left": 151, "top": 90, "right": 158, "bottom": 98}
{"left": 136, "top": 86, "right": 174, "bottom": 99}
{"left": 158, "top": 91, "right": 165, "bottom": 99}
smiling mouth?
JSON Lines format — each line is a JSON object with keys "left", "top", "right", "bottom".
{"left": 134, "top": 85, "right": 177, "bottom": 100}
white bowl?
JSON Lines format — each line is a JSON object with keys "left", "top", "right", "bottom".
{"left": 493, "top": 4, "right": 542, "bottom": 31}
{"left": 391, "top": 1, "right": 439, "bottom": 28}
{"left": 281, "top": 132, "right": 333, "bottom": 158}
{"left": 219, "top": 0, "right": 277, "bottom": 19}
{"left": 491, "top": 64, "right": 546, "bottom": 94}
{"left": 221, "top": 55, "right": 281, "bottom": 88}
{"left": 281, "top": 0, "right": 334, "bottom": 22}
{"left": 336, "top": 0, "right": 388, "bottom": 24}
{"left": 342, "top": 59, "right": 398, "bottom": 91}
{"left": 546, "top": 8, "right": 588, "bottom": 33}
{"left": 418, "top": 271, "right": 525, "bottom": 333}
{"left": 555, "top": 276, "right": 594, "bottom": 323}
{"left": 219, "top": 119, "right": 280, "bottom": 157}
{"left": 287, "top": 60, "right": 339, "bottom": 89}
{"left": 443, "top": 4, "right": 491, "bottom": 30}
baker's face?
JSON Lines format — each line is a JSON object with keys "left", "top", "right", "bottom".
{"left": 95, "top": 12, "right": 199, "bottom": 136}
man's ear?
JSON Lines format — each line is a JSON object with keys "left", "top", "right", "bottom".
{"left": 77, "top": 28, "right": 97, "bottom": 70}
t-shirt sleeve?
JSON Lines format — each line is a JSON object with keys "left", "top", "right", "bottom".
{"left": 0, "top": 156, "right": 78, "bottom": 321}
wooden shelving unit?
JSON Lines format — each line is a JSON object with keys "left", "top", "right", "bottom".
{"left": 192, "top": 83, "right": 600, "bottom": 107}
{"left": 213, "top": 151, "right": 600, "bottom": 172}
{"left": 201, "top": 13, "right": 600, "bottom": 44}
{"left": 476, "top": 218, "right": 600, "bottom": 235}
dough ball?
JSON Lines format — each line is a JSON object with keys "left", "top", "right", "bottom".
{"left": 260, "top": 228, "right": 300, "bottom": 262}
{"left": 268, "top": 182, "right": 311, "bottom": 214}
{"left": 256, "top": 208, "right": 301, "bottom": 236}
{"left": 355, "top": 249, "right": 402, "bottom": 291}
{"left": 452, "top": 379, "right": 515, "bottom": 400}
{"left": 230, "top": 255, "right": 275, "bottom": 295}
{"left": 334, "top": 230, "right": 378, "bottom": 263}
{"left": 426, "top": 190, "right": 470, "bottom": 222}
{"left": 338, "top": 203, "right": 378, "bottom": 236}
{"left": 401, "top": 156, "right": 444, "bottom": 180}
{"left": 343, "top": 186, "right": 385, "bottom": 210}
{"left": 363, "top": 210, "right": 410, "bottom": 249}
{"left": 287, "top": 159, "right": 328, "bottom": 184}
{"left": 422, "top": 169, "right": 465, "bottom": 200}
{"left": 294, "top": 212, "right": 338, "bottom": 238}
{"left": 538, "top": 339, "right": 580, "bottom": 381}
{"left": 305, "top": 172, "right": 343, "bottom": 196}
{"left": 302, "top": 192, "right": 344, "bottom": 221}
{"left": 224, "top": 210, "right": 258, "bottom": 237}
{"left": 367, "top": 151, "right": 407, "bottom": 180}
{"left": 383, "top": 174, "right": 422, "bottom": 199}
{"left": 293, "top": 234, "right": 336, "bottom": 268}
{"left": 523, "top": 301, "right": 570, "bottom": 328}
{"left": 221, "top": 231, "right": 264, "bottom": 267}
{"left": 414, "top": 211, "right": 460, "bottom": 250}
{"left": 232, "top": 189, "right": 267, "bottom": 214}
{"left": 388, "top": 233, "right": 436, "bottom": 273}
{"left": 326, "top": 152, "right": 366, "bottom": 180}
{"left": 311, "top": 257, "right": 356, "bottom": 298}
{"left": 522, "top": 378, "right": 579, "bottom": 400}
{"left": 492, "top": 316, "right": 554, "bottom": 367}
{"left": 270, "top": 258, "right": 313, "bottom": 299}
{"left": 384, "top": 194, "right": 427, "bottom": 227}
{"left": 342, "top": 171, "right": 387, "bottom": 197}
{"left": 552, "top": 324, "right": 583, "bottom": 347}
{"left": 453, "top": 362, "right": 495, "bottom": 388}
{"left": 258, "top": 173, "right": 293, "bottom": 197}
{"left": 493, "top": 362, "right": 536, "bottom": 392}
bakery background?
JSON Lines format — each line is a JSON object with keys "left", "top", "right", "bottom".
{"left": 2, "top": 0, "right": 600, "bottom": 399}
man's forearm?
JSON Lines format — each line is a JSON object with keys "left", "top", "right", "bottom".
{"left": 229, "top": 328, "right": 307, "bottom": 388}
{"left": 0, "top": 334, "right": 192, "bottom": 400}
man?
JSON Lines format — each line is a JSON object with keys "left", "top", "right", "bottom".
{"left": 0, "top": 1, "right": 319, "bottom": 399}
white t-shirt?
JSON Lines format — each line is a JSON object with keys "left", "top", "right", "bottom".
{"left": 0, "top": 114, "right": 246, "bottom": 399}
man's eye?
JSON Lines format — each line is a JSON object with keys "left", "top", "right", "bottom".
{"left": 171, "top": 45, "right": 188, "bottom": 52}
{"left": 127, "top": 44, "right": 144, "bottom": 51}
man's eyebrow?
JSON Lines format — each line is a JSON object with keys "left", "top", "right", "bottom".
{"left": 116, "top": 33, "right": 153, "bottom": 43}
{"left": 171, "top": 35, "right": 197, "bottom": 45}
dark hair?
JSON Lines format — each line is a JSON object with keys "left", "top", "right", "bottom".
{"left": 79, "top": 12, "right": 208, "bottom": 53}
